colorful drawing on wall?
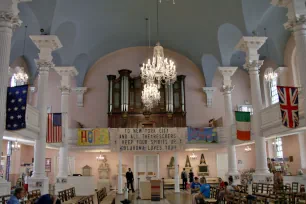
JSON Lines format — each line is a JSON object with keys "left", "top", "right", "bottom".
{"left": 187, "top": 127, "right": 218, "bottom": 144}
{"left": 77, "top": 128, "right": 109, "bottom": 146}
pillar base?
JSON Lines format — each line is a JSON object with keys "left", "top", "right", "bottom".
{"left": 0, "top": 179, "right": 11, "bottom": 196}
{"left": 226, "top": 172, "right": 241, "bottom": 185}
{"left": 252, "top": 172, "right": 273, "bottom": 184}
{"left": 28, "top": 177, "right": 49, "bottom": 195}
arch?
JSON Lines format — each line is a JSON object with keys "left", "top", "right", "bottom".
{"left": 201, "top": 54, "right": 220, "bottom": 87}
{"left": 217, "top": 23, "right": 243, "bottom": 66}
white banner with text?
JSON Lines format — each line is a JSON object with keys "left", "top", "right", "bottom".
{"left": 110, "top": 128, "right": 186, "bottom": 152}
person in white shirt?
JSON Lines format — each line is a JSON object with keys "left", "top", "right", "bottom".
{"left": 23, "top": 172, "right": 29, "bottom": 192}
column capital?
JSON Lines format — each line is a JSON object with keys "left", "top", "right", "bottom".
{"left": 236, "top": 37, "right": 267, "bottom": 63}
{"left": 54, "top": 66, "right": 78, "bottom": 77}
{"left": 72, "top": 87, "right": 88, "bottom": 107}
{"left": 243, "top": 60, "right": 264, "bottom": 73}
{"left": 271, "top": 0, "right": 306, "bottom": 30}
{"left": 218, "top": 67, "right": 238, "bottom": 87}
{"left": 107, "top": 75, "right": 116, "bottom": 81}
{"left": 30, "top": 35, "right": 62, "bottom": 61}
{"left": 220, "top": 85, "right": 235, "bottom": 94}
{"left": 35, "top": 59, "right": 54, "bottom": 74}
{"left": 0, "top": 0, "right": 31, "bottom": 29}
{"left": 202, "top": 87, "right": 217, "bottom": 108}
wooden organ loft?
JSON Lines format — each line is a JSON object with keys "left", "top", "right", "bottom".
{"left": 107, "top": 69, "right": 186, "bottom": 128}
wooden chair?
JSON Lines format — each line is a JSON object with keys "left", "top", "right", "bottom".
{"left": 293, "top": 182, "right": 299, "bottom": 193}
{"left": 97, "top": 187, "right": 107, "bottom": 204}
{"left": 58, "top": 190, "right": 67, "bottom": 202}
{"left": 78, "top": 195, "right": 94, "bottom": 204}
{"left": 0, "top": 195, "right": 11, "bottom": 204}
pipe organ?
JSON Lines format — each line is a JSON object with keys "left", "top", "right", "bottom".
{"left": 107, "top": 69, "right": 186, "bottom": 128}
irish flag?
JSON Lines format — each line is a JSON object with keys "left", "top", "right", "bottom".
{"left": 235, "top": 111, "right": 251, "bottom": 140}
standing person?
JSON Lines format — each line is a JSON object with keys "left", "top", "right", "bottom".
{"left": 23, "top": 172, "right": 29, "bottom": 193}
{"left": 126, "top": 168, "right": 135, "bottom": 193}
{"left": 7, "top": 188, "right": 25, "bottom": 204}
{"left": 189, "top": 169, "right": 194, "bottom": 183}
{"left": 181, "top": 168, "right": 187, "bottom": 190}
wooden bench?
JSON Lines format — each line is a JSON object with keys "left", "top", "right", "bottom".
{"left": 77, "top": 195, "right": 94, "bottom": 204}
{"left": 59, "top": 187, "right": 83, "bottom": 203}
{"left": 100, "top": 191, "right": 116, "bottom": 204}
{"left": 97, "top": 187, "right": 107, "bottom": 204}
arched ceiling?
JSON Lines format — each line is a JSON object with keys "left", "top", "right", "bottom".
{"left": 10, "top": 0, "right": 290, "bottom": 86}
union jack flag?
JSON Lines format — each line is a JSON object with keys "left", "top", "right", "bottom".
{"left": 277, "top": 86, "right": 299, "bottom": 128}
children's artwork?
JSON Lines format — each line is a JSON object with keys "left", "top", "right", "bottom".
{"left": 77, "top": 128, "right": 109, "bottom": 146}
{"left": 187, "top": 127, "right": 218, "bottom": 144}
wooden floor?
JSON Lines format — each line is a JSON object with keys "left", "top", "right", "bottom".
{"left": 112, "top": 190, "right": 192, "bottom": 204}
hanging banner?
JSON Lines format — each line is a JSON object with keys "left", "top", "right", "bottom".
{"left": 77, "top": 128, "right": 110, "bottom": 146}
{"left": 187, "top": 127, "right": 218, "bottom": 144}
{"left": 110, "top": 128, "right": 186, "bottom": 152}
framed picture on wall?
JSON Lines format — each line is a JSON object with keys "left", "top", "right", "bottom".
{"left": 45, "top": 158, "right": 51, "bottom": 172}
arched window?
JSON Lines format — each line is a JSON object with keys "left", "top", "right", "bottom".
{"left": 273, "top": 137, "right": 283, "bottom": 158}
{"left": 10, "top": 67, "right": 28, "bottom": 87}
{"left": 269, "top": 78, "right": 279, "bottom": 105}
{"left": 264, "top": 67, "right": 279, "bottom": 106}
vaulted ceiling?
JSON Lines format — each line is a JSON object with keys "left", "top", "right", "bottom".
{"left": 10, "top": 0, "right": 290, "bottom": 86}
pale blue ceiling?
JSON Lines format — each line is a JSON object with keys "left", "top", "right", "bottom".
{"left": 10, "top": 0, "right": 290, "bottom": 86}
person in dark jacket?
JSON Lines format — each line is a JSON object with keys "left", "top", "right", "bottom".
{"left": 126, "top": 168, "right": 135, "bottom": 193}
{"left": 181, "top": 168, "right": 188, "bottom": 190}
{"left": 189, "top": 169, "right": 194, "bottom": 183}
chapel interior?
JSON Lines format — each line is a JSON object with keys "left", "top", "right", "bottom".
{"left": 1, "top": 0, "right": 306, "bottom": 204}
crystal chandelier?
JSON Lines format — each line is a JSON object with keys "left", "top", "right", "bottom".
{"left": 190, "top": 152, "right": 197, "bottom": 160}
{"left": 264, "top": 67, "right": 277, "bottom": 82}
{"left": 141, "top": 43, "right": 177, "bottom": 88}
{"left": 96, "top": 152, "right": 105, "bottom": 162}
{"left": 13, "top": 66, "right": 29, "bottom": 84}
{"left": 12, "top": 140, "right": 21, "bottom": 151}
{"left": 141, "top": 83, "right": 161, "bottom": 109}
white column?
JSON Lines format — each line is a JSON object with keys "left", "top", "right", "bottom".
{"left": 54, "top": 67, "right": 78, "bottom": 180}
{"left": 0, "top": 0, "right": 31, "bottom": 195}
{"left": 174, "top": 151, "right": 180, "bottom": 193}
{"left": 29, "top": 35, "right": 62, "bottom": 194}
{"left": 118, "top": 152, "right": 123, "bottom": 194}
{"left": 219, "top": 67, "right": 240, "bottom": 183}
{"left": 271, "top": 0, "right": 306, "bottom": 170}
{"left": 236, "top": 37, "right": 273, "bottom": 183}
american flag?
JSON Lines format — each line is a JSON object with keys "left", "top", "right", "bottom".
{"left": 47, "top": 113, "right": 62, "bottom": 143}
{"left": 277, "top": 86, "right": 299, "bottom": 128}
{"left": 6, "top": 85, "right": 28, "bottom": 130}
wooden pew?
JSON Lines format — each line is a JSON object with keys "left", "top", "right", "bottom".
{"left": 97, "top": 187, "right": 107, "bottom": 204}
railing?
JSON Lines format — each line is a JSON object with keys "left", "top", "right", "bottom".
{"left": 260, "top": 95, "right": 305, "bottom": 137}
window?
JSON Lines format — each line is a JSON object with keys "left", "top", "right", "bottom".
{"left": 10, "top": 75, "right": 17, "bottom": 87}
{"left": 10, "top": 67, "right": 28, "bottom": 87}
{"left": 270, "top": 78, "right": 279, "bottom": 105}
{"left": 274, "top": 137, "right": 283, "bottom": 158}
